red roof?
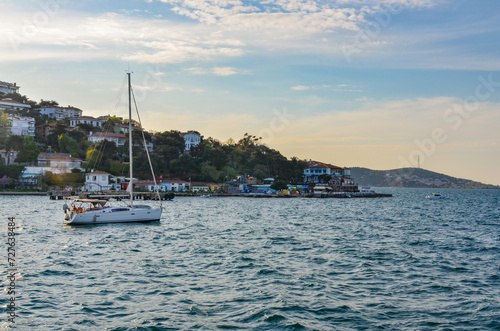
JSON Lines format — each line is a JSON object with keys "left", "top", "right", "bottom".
{"left": 69, "top": 116, "right": 101, "bottom": 120}
{"left": 1, "top": 99, "right": 31, "bottom": 107}
{"left": 307, "top": 161, "right": 343, "bottom": 170}
{"left": 38, "top": 152, "right": 82, "bottom": 161}
{"left": 160, "top": 180, "right": 189, "bottom": 184}
{"left": 38, "top": 106, "right": 82, "bottom": 110}
{"left": 180, "top": 131, "right": 200, "bottom": 137}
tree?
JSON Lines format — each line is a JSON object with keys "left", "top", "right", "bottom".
{"left": 76, "top": 123, "right": 100, "bottom": 134}
{"left": 15, "top": 136, "right": 39, "bottom": 164}
{"left": 271, "top": 180, "right": 288, "bottom": 191}
{"left": 38, "top": 99, "right": 59, "bottom": 107}
{"left": 0, "top": 164, "right": 25, "bottom": 185}
{"left": 0, "top": 109, "right": 11, "bottom": 146}
{"left": 0, "top": 175, "right": 10, "bottom": 188}
{"left": 58, "top": 134, "right": 80, "bottom": 156}
{"left": 201, "top": 164, "right": 220, "bottom": 182}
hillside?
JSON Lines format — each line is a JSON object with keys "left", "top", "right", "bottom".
{"left": 350, "top": 167, "right": 498, "bottom": 189}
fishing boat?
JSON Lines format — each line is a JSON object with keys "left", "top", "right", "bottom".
{"left": 63, "top": 73, "right": 163, "bottom": 224}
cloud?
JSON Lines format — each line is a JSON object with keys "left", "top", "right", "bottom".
{"left": 186, "top": 66, "right": 243, "bottom": 76}
{"left": 0, "top": 10, "right": 245, "bottom": 64}
{"left": 212, "top": 66, "right": 239, "bottom": 76}
{"left": 291, "top": 85, "right": 310, "bottom": 91}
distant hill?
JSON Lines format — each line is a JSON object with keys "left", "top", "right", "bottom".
{"left": 350, "top": 167, "right": 499, "bottom": 189}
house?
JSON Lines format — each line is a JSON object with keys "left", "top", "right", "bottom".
{"left": 35, "top": 122, "right": 57, "bottom": 139}
{"left": 180, "top": 131, "right": 201, "bottom": 152}
{"left": 158, "top": 180, "right": 190, "bottom": 192}
{"left": 8, "top": 115, "right": 35, "bottom": 136}
{"left": 87, "top": 132, "right": 126, "bottom": 146}
{"left": 190, "top": 182, "right": 210, "bottom": 192}
{"left": 0, "top": 81, "right": 20, "bottom": 95}
{"left": 37, "top": 152, "right": 83, "bottom": 173}
{"left": 83, "top": 171, "right": 112, "bottom": 191}
{"left": 113, "top": 123, "right": 139, "bottom": 134}
{"left": 0, "top": 98, "right": 31, "bottom": 112}
{"left": 303, "top": 160, "right": 350, "bottom": 183}
{"left": 69, "top": 116, "right": 102, "bottom": 128}
{"left": 38, "top": 106, "right": 82, "bottom": 120}
{"left": 20, "top": 152, "right": 83, "bottom": 185}
{"left": 303, "top": 160, "right": 357, "bottom": 192}
{"left": 226, "top": 180, "right": 248, "bottom": 194}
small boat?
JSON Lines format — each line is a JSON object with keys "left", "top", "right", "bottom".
{"left": 64, "top": 73, "right": 163, "bottom": 224}
{"left": 426, "top": 193, "right": 445, "bottom": 200}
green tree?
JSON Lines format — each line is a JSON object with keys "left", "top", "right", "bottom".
{"left": 38, "top": 99, "right": 59, "bottom": 107}
{"left": 271, "top": 180, "right": 288, "bottom": 191}
{"left": 201, "top": 164, "right": 220, "bottom": 182}
{"left": 15, "top": 136, "right": 39, "bottom": 164}
{"left": 58, "top": 134, "right": 80, "bottom": 156}
{"left": 0, "top": 109, "right": 11, "bottom": 146}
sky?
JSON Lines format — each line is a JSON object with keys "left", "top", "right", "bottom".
{"left": 1, "top": 0, "right": 499, "bottom": 185}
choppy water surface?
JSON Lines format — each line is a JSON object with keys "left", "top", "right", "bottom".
{"left": 1, "top": 188, "right": 499, "bottom": 330}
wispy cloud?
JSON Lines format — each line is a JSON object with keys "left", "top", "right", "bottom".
{"left": 186, "top": 66, "right": 245, "bottom": 76}
{"left": 291, "top": 85, "right": 310, "bottom": 91}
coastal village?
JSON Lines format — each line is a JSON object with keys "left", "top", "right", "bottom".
{"left": 0, "top": 79, "right": 377, "bottom": 198}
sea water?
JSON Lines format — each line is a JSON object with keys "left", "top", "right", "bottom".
{"left": 0, "top": 188, "right": 499, "bottom": 330}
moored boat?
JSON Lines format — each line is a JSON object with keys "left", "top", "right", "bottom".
{"left": 63, "top": 72, "right": 163, "bottom": 224}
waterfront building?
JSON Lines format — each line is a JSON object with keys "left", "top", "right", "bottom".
{"left": 158, "top": 180, "right": 190, "bottom": 192}
{"left": 8, "top": 115, "right": 35, "bottom": 136}
{"left": 303, "top": 160, "right": 357, "bottom": 192}
{"left": 190, "top": 182, "right": 210, "bottom": 192}
{"left": 303, "top": 160, "right": 351, "bottom": 183}
{"left": 83, "top": 171, "right": 112, "bottom": 191}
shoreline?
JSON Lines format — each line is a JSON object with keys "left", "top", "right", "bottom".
{"left": 0, "top": 192, "right": 47, "bottom": 196}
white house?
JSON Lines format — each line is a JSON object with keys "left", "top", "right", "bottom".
{"left": 180, "top": 131, "right": 201, "bottom": 152}
{"left": 17, "top": 153, "right": 82, "bottom": 186}
{"left": 0, "top": 98, "right": 31, "bottom": 112}
{"left": 38, "top": 106, "right": 82, "bottom": 120}
{"left": 69, "top": 116, "right": 102, "bottom": 128}
{"left": 114, "top": 123, "right": 140, "bottom": 134}
{"left": 303, "top": 160, "right": 350, "bottom": 184}
{"left": 0, "top": 81, "right": 20, "bottom": 95}
{"left": 159, "top": 180, "right": 190, "bottom": 192}
{"left": 83, "top": 171, "right": 112, "bottom": 191}
{"left": 87, "top": 132, "right": 126, "bottom": 146}
{"left": 8, "top": 115, "right": 35, "bottom": 136}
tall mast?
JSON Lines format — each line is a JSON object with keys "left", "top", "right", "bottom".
{"left": 128, "top": 72, "right": 133, "bottom": 206}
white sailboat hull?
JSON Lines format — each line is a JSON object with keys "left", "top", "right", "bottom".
{"left": 65, "top": 206, "right": 162, "bottom": 225}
